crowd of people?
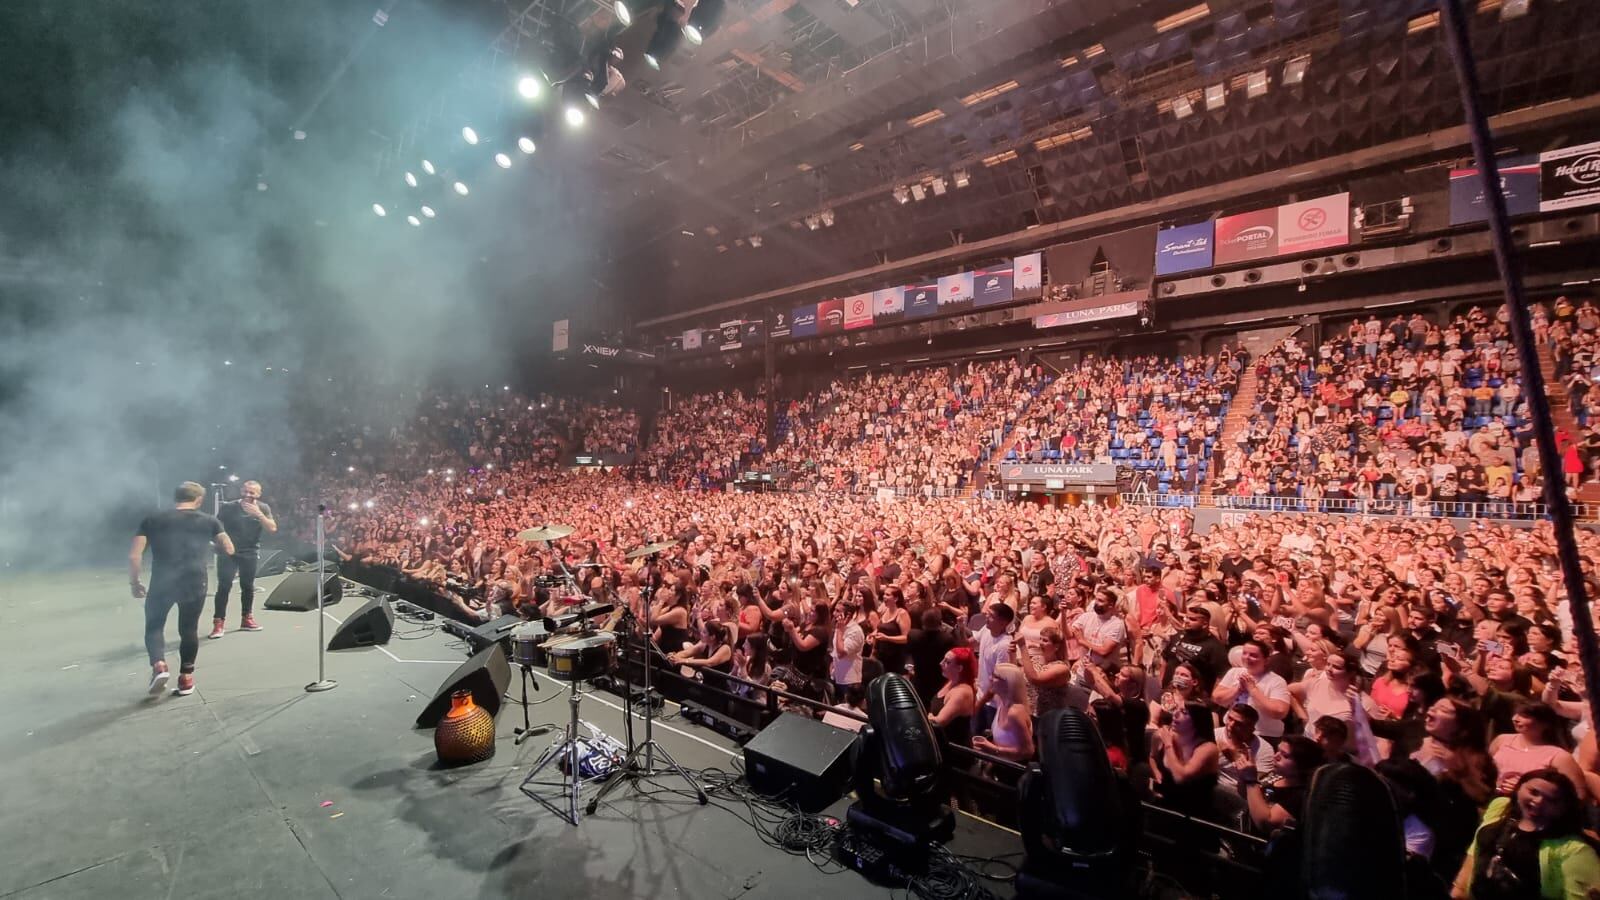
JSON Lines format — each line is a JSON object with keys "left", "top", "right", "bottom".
{"left": 1005, "top": 350, "right": 1239, "bottom": 493}
{"left": 280, "top": 298, "right": 1600, "bottom": 897}
{"left": 1217, "top": 305, "right": 1600, "bottom": 512}
{"left": 767, "top": 360, "right": 1045, "bottom": 494}
{"left": 638, "top": 387, "right": 767, "bottom": 489}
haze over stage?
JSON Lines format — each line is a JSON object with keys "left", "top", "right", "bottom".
{"left": 0, "top": 568, "right": 1012, "bottom": 900}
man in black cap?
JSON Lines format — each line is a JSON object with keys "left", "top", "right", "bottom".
{"left": 131, "top": 482, "right": 234, "bottom": 696}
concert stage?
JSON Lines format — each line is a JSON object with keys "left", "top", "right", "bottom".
{"left": 0, "top": 570, "right": 1017, "bottom": 900}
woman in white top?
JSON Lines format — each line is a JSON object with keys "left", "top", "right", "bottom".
{"left": 974, "top": 664, "right": 1035, "bottom": 763}
{"left": 1290, "top": 645, "right": 1355, "bottom": 740}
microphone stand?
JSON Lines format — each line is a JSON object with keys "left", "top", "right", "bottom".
{"left": 305, "top": 504, "right": 338, "bottom": 693}
{"left": 587, "top": 552, "right": 705, "bottom": 814}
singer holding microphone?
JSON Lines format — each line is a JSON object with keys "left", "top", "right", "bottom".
{"left": 210, "top": 480, "right": 276, "bottom": 638}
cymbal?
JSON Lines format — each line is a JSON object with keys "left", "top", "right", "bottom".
{"left": 517, "top": 524, "right": 575, "bottom": 542}
{"left": 625, "top": 540, "right": 676, "bottom": 560}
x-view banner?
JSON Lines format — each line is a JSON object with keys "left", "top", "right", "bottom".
{"left": 769, "top": 310, "right": 791, "bottom": 339}
{"left": 1013, "top": 252, "right": 1043, "bottom": 298}
{"left": 1154, "top": 221, "right": 1215, "bottom": 275}
{"left": 938, "top": 271, "right": 974, "bottom": 309}
{"left": 789, "top": 304, "right": 817, "bottom": 338}
{"left": 974, "top": 266, "right": 1014, "bottom": 307}
{"left": 873, "top": 286, "right": 905, "bottom": 322}
{"left": 1276, "top": 193, "right": 1350, "bottom": 255}
{"left": 720, "top": 320, "right": 743, "bottom": 351}
{"left": 816, "top": 298, "right": 845, "bottom": 333}
{"left": 1213, "top": 207, "right": 1279, "bottom": 265}
{"left": 682, "top": 328, "right": 702, "bottom": 351}
{"left": 553, "top": 319, "right": 570, "bottom": 353}
{"left": 906, "top": 283, "right": 938, "bottom": 318}
{"left": 1451, "top": 154, "right": 1541, "bottom": 223}
{"left": 1541, "top": 140, "right": 1600, "bottom": 212}
{"left": 843, "top": 293, "right": 874, "bottom": 329}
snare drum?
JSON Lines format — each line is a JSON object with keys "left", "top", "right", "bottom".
{"left": 510, "top": 621, "right": 548, "bottom": 668}
{"left": 544, "top": 631, "right": 617, "bottom": 682}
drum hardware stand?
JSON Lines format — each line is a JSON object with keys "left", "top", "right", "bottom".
{"left": 511, "top": 665, "right": 551, "bottom": 746}
{"left": 518, "top": 674, "right": 602, "bottom": 826}
{"left": 587, "top": 557, "right": 706, "bottom": 815}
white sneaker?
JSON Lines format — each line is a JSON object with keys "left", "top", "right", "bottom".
{"left": 148, "top": 663, "right": 170, "bottom": 695}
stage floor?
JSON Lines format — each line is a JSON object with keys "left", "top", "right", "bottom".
{"left": 0, "top": 570, "right": 1018, "bottom": 900}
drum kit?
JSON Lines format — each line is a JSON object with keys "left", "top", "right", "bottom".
{"left": 512, "top": 524, "right": 705, "bottom": 826}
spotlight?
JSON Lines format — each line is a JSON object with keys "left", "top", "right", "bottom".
{"left": 418, "top": 517, "right": 430, "bottom": 527}
{"left": 1283, "top": 55, "right": 1310, "bottom": 86}
{"left": 372, "top": 203, "right": 387, "bottom": 217}
{"left": 517, "top": 75, "right": 543, "bottom": 100}
{"left": 454, "top": 181, "right": 469, "bottom": 195}
{"left": 495, "top": 152, "right": 512, "bottom": 168}
{"left": 643, "top": 53, "right": 660, "bottom": 70}
{"left": 952, "top": 168, "right": 970, "bottom": 188}
{"left": 228, "top": 474, "right": 240, "bottom": 482}
{"left": 364, "top": 500, "right": 376, "bottom": 509}
{"left": 614, "top": 1, "right": 631, "bottom": 27}
{"left": 421, "top": 159, "right": 436, "bottom": 175}
{"left": 462, "top": 126, "right": 479, "bottom": 145}
{"left": 404, "top": 171, "right": 418, "bottom": 187}
{"left": 585, "top": 92, "right": 601, "bottom": 109}
{"left": 686, "top": 0, "right": 724, "bottom": 40}
{"left": 749, "top": 235, "right": 763, "bottom": 248}
{"left": 407, "top": 215, "right": 421, "bottom": 226}
{"left": 893, "top": 186, "right": 910, "bottom": 204}
{"left": 819, "top": 209, "right": 835, "bottom": 227}
{"left": 518, "top": 136, "right": 536, "bottom": 154}
{"left": 1172, "top": 94, "right": 1194, "bottom": 119}
{"left": 348, "top": 503, "right": 359, "bottom": 511}
{"left": 347, "top": 466, "right": 355, "bottom": 473}
{"left": 683, "top": 24, "right": 703, "bottom": 44}
{"left": 565, "top": 105, "right": 586, "bottom": 127}
{"left": 420, "top": 205, "right": 435, "bottom": 218}
{"left": 1205, "top": 82, "right": 1226, "bottom": 110}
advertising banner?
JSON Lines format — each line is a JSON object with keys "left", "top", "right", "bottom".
{"left": 1213, "top": 207, "right": 1279, "bottom": 265}
{"left": 937, "top": 272, "right": 975, "bottom": 309}
{"left": 789, "top": 304, "right": 817, "bottom": 339}
{"left": 1276, "top": 193, "right": 1350, "bottom": 255}
{"left": 769, "top": 310, "right": 791, "bottom": 339}
{"left": 682, "top": 328, "right": 702, "bottom": 351}
{"left": 719, "top": 320, "right": 743, "bottom": 351}
{"left": 843, "top": 293, "right": 874, "bottom": 329}
{"left": 816, "top": 299, "right": 845, "bottom": 334}
{"left": 703, "top": 326, "right": 724, "bottom": 351}
{"left": 1450, "top": 154, "right": 1541, "bottom": 224}
{"left": 998, "top": 463, "right": 1118, "bottom": 484}
{"left": 974, "top": 266, "right": 1014, "bottom": 307}
{"left": 873, "top": 286, "right": 905, "bottom": 322}
{"left": 1154, "top": 221, "right": 1215, "bottom": 275}
{"left": 1013, "top": 252, "right": 1043, "bottom": 298}
{"left": 553, "top": 319, "right": 570, "bottom": 353}
{"left": 1033, "top": 298, "right": 1141, "bottom": 329}
{"left": 742, "top": 319, "right": 765, "bottom": 346}
{"left": 1540, "top": 140, "right": 1600, "bottom": 212}
{"left": 906, "top": 283, "right": 938, "bottom": 319}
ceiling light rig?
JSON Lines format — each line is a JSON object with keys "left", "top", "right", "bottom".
{"left": 461, "top": 126, "right": 480, "bottom": 145}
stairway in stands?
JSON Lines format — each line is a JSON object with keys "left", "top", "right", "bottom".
{"left": 1199, "top": 365, "right": 1260, "bottom": 502}
{"left": 1535, "top": 341, "right": 1600, "bottom": 504}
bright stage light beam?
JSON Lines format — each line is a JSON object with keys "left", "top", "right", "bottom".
{"left": 372, "top": 203, "right": 387, "bottom": 217}
{"left": 421, "top": 159, "right": 436, "bottom": 175}
{"left": 420, "top": 205, "right": 435, "bottom": 218}
{"left": 462, "top": 126, "right": 479, "bottom": 145}
{"left": 404, "top": 171, "right": 417, "bottom": 187}
{"left": 453, "top": 181, "right": 469, "bottom": 195}
{"left": 518, "top": 137, "right": 536, "bottom": 154}
{"left": 517, "top": 75, "right": 543, "bottom": 100}
{"left": 495, "top": 152, "right": 512, "bottom": 169}
{"left": 565, "top": 106, "right": 585, "bottom": 127}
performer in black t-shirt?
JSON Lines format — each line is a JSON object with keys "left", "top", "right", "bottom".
{"left": 210, "top": 480, "right": 276, "bottom": 638}
{"left": 130, "top": 482, "right": 234, "bottom": 696}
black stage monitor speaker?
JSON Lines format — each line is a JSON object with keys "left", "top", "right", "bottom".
{"left": 743, "top": 712, "right": 858, "bottom": 812}
{"left": 327, "top": 596, "right": 394, "bottom": 650}
{"left": 255, "top": 549, "right": 290, "bottom": 577}
{"left": 415, "top": 643, "right": 511, "bottom": 728}
{"left": 264, "top": 571, "right": 344, "bottom": 611}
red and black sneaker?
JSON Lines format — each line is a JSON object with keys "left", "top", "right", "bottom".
{"left": 240, "top": 614, "right": 262, "bottom": 632}
{"left": 148, "top": 661, "right": 170, "bottom": 695}
{"left": 208, "top": 619, "right": 226, "bottom": 640}
{"left": 175, "top": 673, "right": 196, "bottom": 696}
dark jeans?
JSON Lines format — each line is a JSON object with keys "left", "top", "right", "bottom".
{"left": 214, "top": 552, "right": 258, "bottom": 619}
{"left": 146, "top": 581, "right": 206, "bottom": 673}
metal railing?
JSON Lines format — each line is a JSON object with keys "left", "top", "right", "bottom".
{"left": 1121, "top": 491, "right": 1600, "bottom": 521}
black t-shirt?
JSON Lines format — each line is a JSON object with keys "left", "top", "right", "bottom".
{"left": 793, "top": 624, "right": 831, "bottom": 681}
{"left": 906, "top": 626, "right": 957, "bottom": 705}
{"left": 137, "top": 508, "right": 224, "bottom": 586}
{"left": 1162, "top": 630, "right": 1231, "bottom": 686}
{"left": 217, "top": 500, "right": 272, "bottom": 554}
{"left": 1471, "top": 821, "right": 1547, "bottom": 900}
{"left": 1219, "top": 555, "right": 1251, "bottom": 581}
